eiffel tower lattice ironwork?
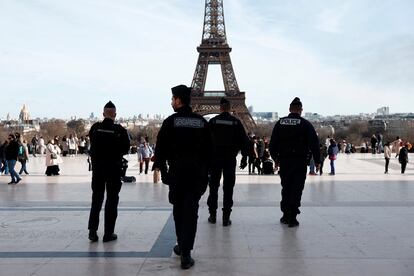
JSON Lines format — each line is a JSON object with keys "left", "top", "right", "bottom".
{"left": 190, "top": 0, "right": 256, "bottom": 132}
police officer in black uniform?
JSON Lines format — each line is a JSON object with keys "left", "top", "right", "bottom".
{"left": 153, "top": 85, "right": 213, "bottom": 269}
{"left": 88, "top": 101, "right": 130, "bottom": 242}
{"left": 207, "top": 98, "right": 249, "bottom": 226}
{"left": 269, "top": 97, "right": 320, "bottom": 227}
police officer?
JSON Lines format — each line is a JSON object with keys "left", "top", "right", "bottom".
{"left": 269, "top": 97, "right": 320, "bottom": 227}
{"left": 154, "top": 85, "right": 213, "bottom": 269}
{"left": 88, "top": 101, "right": 130, "bottom": 242}
{"left": 207, "top": 98, "right": 249, "bottom": 226}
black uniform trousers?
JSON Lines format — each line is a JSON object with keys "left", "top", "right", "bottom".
{"left": 279, "top": 158, "right": 307, "bottom": 216}
{"left": 168, "top": 174, "right": 203, "bottom": 255}
{"left": 207, "top": 158, "right": 236, "bottom": 215}
{"left": 88, "top": 168, "right": 122, "bottom": 235}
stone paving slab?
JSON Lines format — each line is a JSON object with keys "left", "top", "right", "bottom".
{"left": 0, "top": 153, "right": 413, "bottom": 275}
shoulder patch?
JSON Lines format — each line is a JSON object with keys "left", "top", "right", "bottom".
{"left": 96, "top": 129, "right": 115, "bottom": 134}
{"left": 280, "top": 118, "right": 301, "bottom": 126}
{"left": 214, "top": 119, "right": 235, "bottom": 126}
{"left": 174, "top": 117, "right": 204, "bottom": 128}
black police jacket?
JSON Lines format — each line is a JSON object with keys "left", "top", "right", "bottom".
{"left": 89, "top": 118, "right": 130, "bottom": 169}
{"left": 154, "top": 105, "right": 213, "bottom": 188}
{"left": 209, "top": 112, "right": 249, "bottom": 160}
{"left": 269, "top": 113, "right": 320, "bottom": 164}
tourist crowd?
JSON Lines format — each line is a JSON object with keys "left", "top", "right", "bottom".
{"left": 1, "top": 130, "right": 412, "bottom": 185}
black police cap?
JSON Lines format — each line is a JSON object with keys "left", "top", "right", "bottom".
{"left": 171, "top": 85, "right": 192, "bottom": 99}
{"left": 104, "top": 101, "right": 116, "bottom": 109}
{"left": 290, "top": 97, "right": 302, "bottom": 107}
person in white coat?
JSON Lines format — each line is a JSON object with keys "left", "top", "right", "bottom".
{"left": 45, "top": 140, "right": 62, "bottom": 176}
{"left": 68, "top": 134, "right": 77, "bottom": 157}
{"left": 38, "top": 136, "right": 46, "bottom": 155}
{"left": 392, "top": 136, "right": 402, "bottom": 158}
{"left": 384, "top": 142, "right": 391, "bottom": 174}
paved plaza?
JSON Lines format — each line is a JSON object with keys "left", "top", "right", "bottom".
{"left": 0, "top": 153, "right": 413, "bottom": 275}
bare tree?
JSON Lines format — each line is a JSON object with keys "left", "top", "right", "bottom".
{"left": 129, "top": 125, "right": 160, "bottom": 145}
{"left": 67, "top": 119, "right": 86, "bottom": 136}
{"left": 40, "top": 119, "right": 67, "bottom": 141}
{"left": 0, "top": 124, "right": 7, "bottom": 144}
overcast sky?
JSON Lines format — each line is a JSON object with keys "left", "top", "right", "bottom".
{"left": 1, "top": 0, "right": 413, "bottom": 119}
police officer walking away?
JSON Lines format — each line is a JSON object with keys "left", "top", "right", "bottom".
{"left": 88, "top": 101, "right": 130, "bottom": 242}
{"left": 269, "top": 97, "right": 320, "bottom": 227}
{"left": 154, "top": 85, "right": 213, "bottom": 269}
{"left": 207, "top": 98, "right": 249, "bottom": 226}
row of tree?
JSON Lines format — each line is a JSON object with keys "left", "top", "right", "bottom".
{"left": 0, "top": 119, "right": 87, "bottom": 143}
{"left": 1, "top": 119, "right": 412, "bottom": 149}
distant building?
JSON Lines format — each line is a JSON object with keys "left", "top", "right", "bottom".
{"left": 19, "top": 104, "right": 30, "bottom": 122}
{"left": 304, "top": 112, "right": 323, "bottom": 122}
{"left": 252, "top": 112, "right": 279, "bottom": 123}
{"left": 376, "top": 106, "right": 390, "bottom": 116}
{"left": 0, "top": 104, "right": 40, "bottom": 134}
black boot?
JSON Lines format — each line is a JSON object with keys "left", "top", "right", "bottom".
{"left": 88, "top": 230, "right": 98, "bottom": 242}
{"left": 208, "top": 212, "right": 216, "bottom": 224}
{"left": 173, "top": 244, "right": 181, "bottom": 256}
{"left": 288, "top": 214, "right": 299, "bottom": 228}
{"left": 103, "top": 233, "right": 118, "bottom": 242}
{"left": 181, "top": 253, "right": 195, "bottom": 269}
{"left": 223, "top": 212, "right": 232, "bottom": 227}
{"left": 280, "top": 213, "right": 288, "bottom": 224}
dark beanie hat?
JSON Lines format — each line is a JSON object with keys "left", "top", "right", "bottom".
{"left": 172, "top": 85, "right": 191, "bottom": 103}
{"left": 104, "top": 101, "right": 116, "bottom": 109}
{"left": 220, "top": 97, "right": 230, "bottom": 105}
{"left": 290, "top": 97, "right": 302, "bottom": 108}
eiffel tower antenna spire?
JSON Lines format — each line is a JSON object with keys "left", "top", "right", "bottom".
{"left": 191, "top": 0, "right": 256, "bottom": 132}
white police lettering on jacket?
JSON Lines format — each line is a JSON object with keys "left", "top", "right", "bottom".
{"left": 174, "top": 117, "right": 204, "bottom": 128}
{"left": 280, "top": 118, "right": 301, "bottom": 126}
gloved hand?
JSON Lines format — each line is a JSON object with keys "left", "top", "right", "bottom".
{"left": 239, "top": 156, "right": 247, "bottom": 170}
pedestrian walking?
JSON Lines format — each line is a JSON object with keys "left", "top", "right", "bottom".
{"left": 38, "top": 136, "right": 46, "bottom": 155}
{"left": 248, "top": 136, "right": 260, "bottom": 174}
{"left": 393, "top": 136, "right": 402, "bottom": 158}
{"left": 138, "top": 141, "right": 153, "bottom": 174}
{"left": 384, "top": 142, "right": 391, "bottom": 174}
{"left": 0, "top": 140, "right": 9, "bottom": 175}
{"left": 5, "top": 134, "right": 22, "bottom": 184}
{"left": 328, "top": 139, "right": 339, "bottom": 175}
{"left": 371, "top": 135, "right": 377, "bottom": 154}
{"left": 18, "top": 140, "right": 30, "bottom": 175}
{"left": 319, "top": 143, "right": 328, "bottom": 175}
{"left": 68, "top": 134, "right": 76, "bottom": 157}
{"left": 31, "top": 135, "right": 38, "bottom": 157}
{"left": 398, "top": 143, "right": 409, "bottom": 174}
{"left": 45, "top": 140, "right": 62, "bottom": 176}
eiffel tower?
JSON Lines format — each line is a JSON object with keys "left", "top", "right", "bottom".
{"left": 190, "top": 0, "right": 256, "bottom": 133}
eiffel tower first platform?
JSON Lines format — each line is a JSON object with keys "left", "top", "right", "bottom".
{"left": 190, "top": 0, "right": 256, "bottom": 133}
